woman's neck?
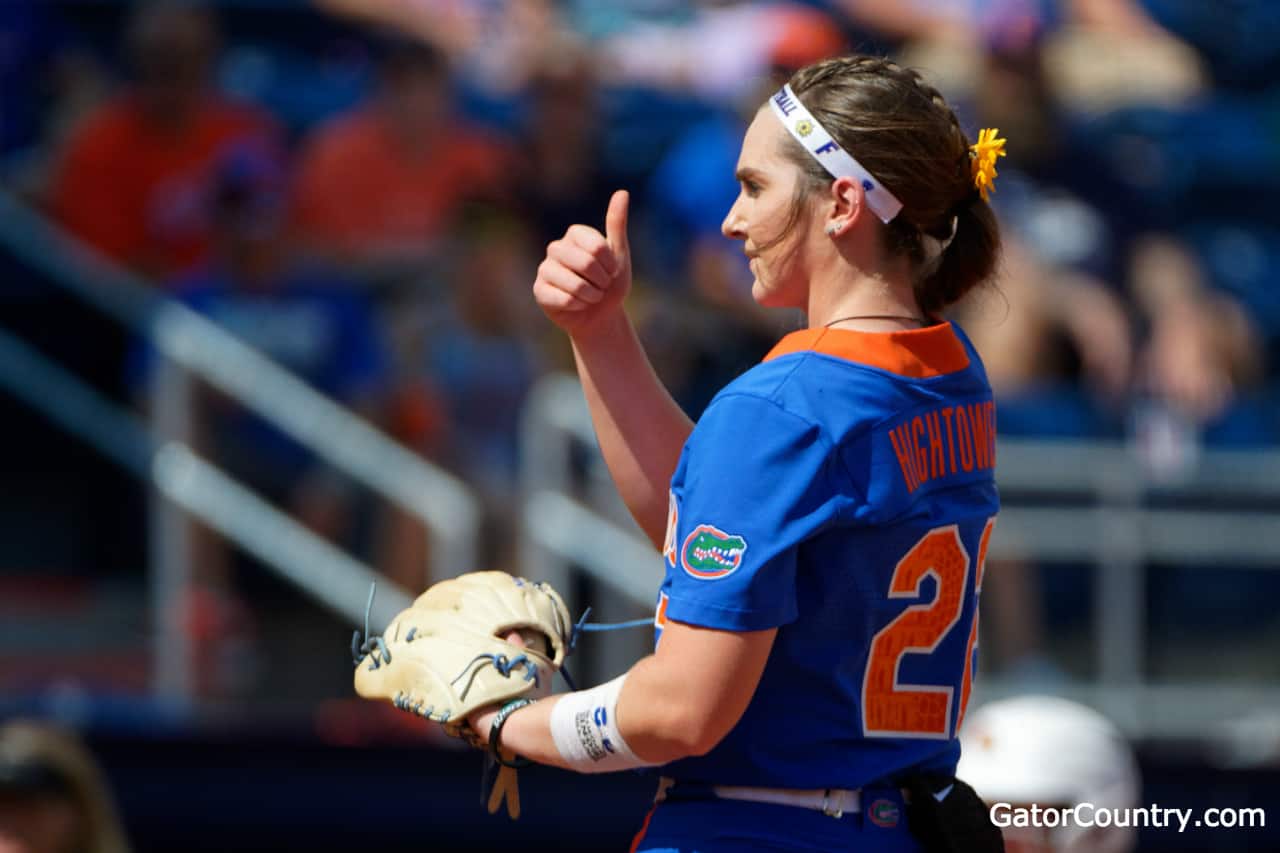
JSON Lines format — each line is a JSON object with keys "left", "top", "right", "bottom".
{"left": 802, "top": 222, "right": 926, "bottom": 329}
{"left": 806, "top": 268, "right": 925, "bottom": 330}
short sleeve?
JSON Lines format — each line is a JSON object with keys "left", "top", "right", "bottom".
{"left": 661, "top": 393, "right": 843, "bottom": 631}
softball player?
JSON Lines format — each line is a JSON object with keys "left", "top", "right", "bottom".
{"left": 471, "top": 55, "right": 1005, "bottom": 852}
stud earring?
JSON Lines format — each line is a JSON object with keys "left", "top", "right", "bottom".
{"left": 826, "top": 225, "right": 838, "bottom": 236}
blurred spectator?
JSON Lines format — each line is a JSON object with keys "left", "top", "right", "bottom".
{"left": 513, "top": 49, "right": 614, "bottom": 249}
{"left": 291, "top": 34, "right": 512, "bottom": 275}
{"left": 836, "top": 0, "right": 991, "bottom": 47}
{"left": 426, "top": 209, "right": 543, "bottom": 494}
{"left": 600, "top": 2, "right": 846, "bottom": 104}
{"left": 0, "top": 720, "right": 131, "bottom": 853}
{"left": 409, "top": 208, "right": 545, "bottom": 571}
{"left": 838, "top": 0, "right": 1188, "bottom": 52}
{"left": 173, "top": 145, "right": 394, "bottom": 503}
{"left": 137, "top": 145, "right": 398, "bottom": 691}
{"left": 46, "top": 0, "right": 277, "bottom": 280}
{"left": 1130, "top": 235, "right": 1266, "bottom": 447}
{"left": 956, "top": 229, "right": 1133, "bottom": 439}
{"left": 313, "top": 0, "right": 566, "bottom": 95}
{"left": 1039, "top": 26, "right": 1204, "bottom": 115}
{"left": 1140, "top": 0, "right": 1280, "bottom": 89}
{"left": 959, "top": 695, "right": 1140, "bottom": 853}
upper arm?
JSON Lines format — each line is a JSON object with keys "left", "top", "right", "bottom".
{"left": 662, "top": 393, "right": 842, "bottom": 630}
{"left": 623, "top": 393, "right": 841, "bottom": 755}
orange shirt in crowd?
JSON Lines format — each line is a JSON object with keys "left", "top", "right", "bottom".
{"left": 291, "top": 107, "right": 511, "bottom": 259}
{"left": 49, "top": 95, "right": 276, "bottom": 279}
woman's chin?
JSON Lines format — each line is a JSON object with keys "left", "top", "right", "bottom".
{"left": 751, "top": 277, "right": 777, "bottom": 305}
{"left": 751, "top": 279, "right": 797, "bottom": 310}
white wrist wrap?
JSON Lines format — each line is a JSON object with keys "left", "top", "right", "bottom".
{"left": 549, "top": 674, "right": 654, "bottom": 773}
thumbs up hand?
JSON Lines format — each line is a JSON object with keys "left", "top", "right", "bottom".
{"left": 533, "top": 190, "right": 632, "bottom": 336}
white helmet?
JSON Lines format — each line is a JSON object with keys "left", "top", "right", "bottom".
{"left": 958, "top": 695, "right": 1141, "bottom": 853}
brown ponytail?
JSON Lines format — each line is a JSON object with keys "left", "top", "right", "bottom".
{"left": 915, "top": 194, "right": 1001, "bottom": 315}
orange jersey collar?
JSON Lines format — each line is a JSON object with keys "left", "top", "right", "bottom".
{"left": 763, "top": 322, "right": 970, "bottom": 379}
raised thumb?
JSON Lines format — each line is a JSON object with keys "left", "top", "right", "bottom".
{"left": 605, "top": 189, "right": 630, "bottom": 260}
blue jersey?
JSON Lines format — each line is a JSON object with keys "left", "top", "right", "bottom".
{"left": 654, "top": 321, "right": 998, "bottom": 790}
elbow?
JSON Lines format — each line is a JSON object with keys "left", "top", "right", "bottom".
{"left": 683, "top": 710, "right": 730, "bottom": 757}
{"left": 646, "top": 708, "right": 729, "bottom": 762}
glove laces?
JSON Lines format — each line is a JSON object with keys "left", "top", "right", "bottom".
{"left": 350, "top": 582, "right": 391, "bottom": 668}
{"left": 350, "top": 584, "right": 656, "bottom": 694}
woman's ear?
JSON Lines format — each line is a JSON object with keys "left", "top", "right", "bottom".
{"left": 825, "top": 176, "right": 866, "bottom": 238}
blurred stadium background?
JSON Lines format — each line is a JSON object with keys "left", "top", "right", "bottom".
{"left": 1, "top": 0, "right": 1278, "bottom": 850}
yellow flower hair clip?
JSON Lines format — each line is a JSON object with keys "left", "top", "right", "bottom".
{"left": 970, "top": 128, "right": 1007, "bottom": 203}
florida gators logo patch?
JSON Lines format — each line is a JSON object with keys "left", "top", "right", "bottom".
{"left": 681, "top": 524, "right": 747, "bottom": 579}
{"left": 868, "top": 798, "right": 901, "bottom": 828}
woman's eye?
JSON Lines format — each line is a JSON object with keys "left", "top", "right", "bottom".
{"left": 742, "top": 180, "right": 761, "bottom": 197}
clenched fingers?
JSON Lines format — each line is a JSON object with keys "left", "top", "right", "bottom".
{"left": 546, "top": 239, "right": 615, "bottom": 290}
{"left": 534, "top": 267, "right": 597, "bottom": 311}
{"left": 537, "top": 259, "right": 607, "bottom": 304}
{"left": 563, "top": 225, "right": 620, "bottom": 277}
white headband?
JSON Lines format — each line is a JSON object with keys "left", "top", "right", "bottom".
{"left": 769, "top": 84, "right": 903, "bottom": 225}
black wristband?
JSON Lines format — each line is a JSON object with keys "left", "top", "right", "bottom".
{"left": 488, "top": 698, "right": 534, "bottom": 768}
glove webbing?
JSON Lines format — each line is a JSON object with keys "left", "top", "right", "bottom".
{"left": 349, "top": 584, "right": 656, "bottom": 820}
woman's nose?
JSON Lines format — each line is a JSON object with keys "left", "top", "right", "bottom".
{"left": 721, "top": 199, "right": 745, "bottom": 240}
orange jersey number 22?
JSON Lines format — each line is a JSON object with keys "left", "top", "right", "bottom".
{"left": 861, "top": 519, "right": 995, "bottom": 739}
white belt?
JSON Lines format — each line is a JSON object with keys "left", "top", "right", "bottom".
{"left": 710, "top": 784, "right": 862, "bottom": 818}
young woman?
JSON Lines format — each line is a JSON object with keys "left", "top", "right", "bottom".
{"left": 470, "top": 54, "right": 1005, "bottom": 852}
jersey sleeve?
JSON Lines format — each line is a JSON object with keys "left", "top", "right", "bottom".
{"left": 661, "top": 392, "right": 844, "bottom": 632}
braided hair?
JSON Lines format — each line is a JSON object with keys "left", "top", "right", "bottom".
{"left": 780, "top": 56, "right": 1001, "bottom": 315}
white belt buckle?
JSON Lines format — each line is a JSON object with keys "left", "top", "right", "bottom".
{"left": 821, "top": 789, "right": 842, "bottom": 818}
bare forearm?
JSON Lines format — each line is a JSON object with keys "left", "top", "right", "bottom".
{"left": 493, "top": 656, "right": 695, "bottom": 769}
{"left": 486, "top": 624, "right": 775, "bottom": 773}
{"left": 487, "top": 694, "right": 573, "bottom": 769}
{"left": 571, "top": 313, "right": 694, "bottom": 548}
{"left": 488, "top": 622, "right": 768, "bottom": 768}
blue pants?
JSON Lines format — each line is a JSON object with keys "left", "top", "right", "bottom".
{"left": 631, "top": 785, "right": 921, "bottom": 852}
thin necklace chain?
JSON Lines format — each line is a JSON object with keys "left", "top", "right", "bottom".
{"left": 823, "top": 313, "right": 930, "bottom": 329}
